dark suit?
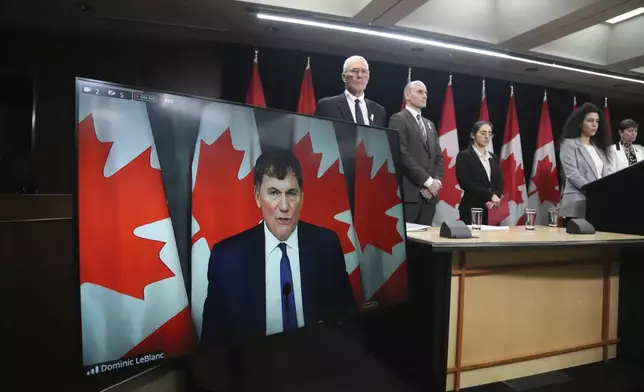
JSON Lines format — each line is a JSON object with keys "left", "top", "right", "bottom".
{"left": 455, "top": 145, "right": 504, "bottom": 225}
{"left": 200, "top": 221, "right": 356, "bottom": 349}
{"left": 314, "top": 93, "right": 387, "bottom": 127}
{"left": 388, "top": 109, "right": 443, "bottom": 225}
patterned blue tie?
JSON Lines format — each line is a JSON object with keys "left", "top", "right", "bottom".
{"left": 278, "top": 243, "right": 298, "bottom": 331}
{"left": 354, "top": 99, "right": 366, "bottom": 125}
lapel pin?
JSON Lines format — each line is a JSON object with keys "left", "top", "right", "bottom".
{"left": 370, "top": 114, "right": 374, "bottom": 122}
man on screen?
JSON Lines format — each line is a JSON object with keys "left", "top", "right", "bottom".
{"left": 200, "top": 149, "right": 356, "bottom": 349}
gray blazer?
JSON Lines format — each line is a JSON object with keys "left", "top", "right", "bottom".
{"left": 559, "top": 138, "right": 610, "bottom": 218}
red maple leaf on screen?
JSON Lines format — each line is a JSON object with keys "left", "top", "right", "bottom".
{"left": 354, "top": 141, "right": 402, "bottom": 254}
{"left": 500, "top": 153, "right": 526, "bottom": 205}
{"left": 192, "top": 129, "right": 261, "bottom": 249}
{"left": 529, "top": 156, "right": 560, "bottom": 205}
{"left": 78, "top": 115, "right": 175, "bottom": 300}
{"left": 292, "top": 134, "right": 354, "bottom": 253}
{"left": 438, "top": 148, "right": 463, "bottom": 208}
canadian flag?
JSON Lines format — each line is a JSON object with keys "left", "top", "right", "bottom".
{"left": 353, "top": 127, "right": 407, "bottom": 306}
{"left": 190, "top": 103, "right": 262, "bottom": 339}
{"left": 297, "top": 58, "right": 316, "bottom": 115}
{"left": 78, "top": 93, "right": 193, "bottom": 366}
{"left": 246, "top": 51, "right": 267, "bottom": 107}
{"left": 604, "top": 97, "right": 614, "bottom": 146}
{"left": 499, "top": 86, "right": 528, "bottom": 225}
{"left": 528, "top": 92, "right": 560, "bottom": 225}
{"left": 432, "top": 76, "right": 463, "bottom": 226}
{"left": 479, "top": 78, "right": 494, "bottom": 154}
{"left": 400, "top": 66, "right": 411, "bottom": 110}
{"left": 291, "top": 116, "right": 363, "bottom": 305}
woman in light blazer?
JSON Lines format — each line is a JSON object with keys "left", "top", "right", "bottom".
{"left": 559, "top": 103, "right": 612, "bottom": 220}
{"left": 607, "top": 119, "right": 643, "bottom": 174}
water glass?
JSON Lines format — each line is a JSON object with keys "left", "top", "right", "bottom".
{"left": 471, "top": 208, "right": 483, "bottom": 230}
{"left": 525, "top": 208, "right": 536, "bottom": 231}
{"left": 548, "top": 207, "right": 559, "bottom": 228}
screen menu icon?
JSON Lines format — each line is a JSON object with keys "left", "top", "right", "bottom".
{"left": 133, "top": 92, "right": 158, "bottom": 103}
{"left": 81, "top": 85, "right": 132, "bottom": 100}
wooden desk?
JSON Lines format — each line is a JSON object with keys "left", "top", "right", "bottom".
{"left": 405, "top": 226, "right": 644, "bottom": 391}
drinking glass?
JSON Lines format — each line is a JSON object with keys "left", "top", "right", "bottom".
{"left": 525, "top": 208, "right": 536, "bottom": 231}
{"left": 471, "top": 208, "right": 483, "bottom": 230}
{"left": 548, "top": 207, "right": 559, "bottom": 228}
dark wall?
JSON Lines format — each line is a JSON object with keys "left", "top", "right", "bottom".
{"left": 1, "top": 30, "right": 223, "bottom": 194}
{"left": 221, "top": 44, "right": 643, "bottom": 181}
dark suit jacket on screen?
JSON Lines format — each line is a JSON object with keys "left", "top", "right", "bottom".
{"left": 388, "top": 109, "right": 443, "bottom": 204}
{"left": 314, "top": 93, "right": 387, "bottom": 128}
{"left": 455, "top": 145, "right": 504, "bottom": 224}
{"left": 200, "top": 221, "right": 356, "bottom": 349}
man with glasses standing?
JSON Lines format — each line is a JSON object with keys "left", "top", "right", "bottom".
{"left": 314, "top": 55, "right": 387, "bottom": 127}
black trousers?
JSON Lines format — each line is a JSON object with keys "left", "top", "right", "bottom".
{"left": 404, "top": 200, "right": 436, "bottom": 226}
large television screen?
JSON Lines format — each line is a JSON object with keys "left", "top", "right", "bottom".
{"left": 76, "top": 78, "right": 408, "bottom": 379}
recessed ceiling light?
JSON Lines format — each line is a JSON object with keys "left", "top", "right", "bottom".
{"left": 525, "top": 67, "right": 538, "bottom": 72}
{"left": 257, "top": 12, "right": 644, "bottom": 85}
{"left": 410, "top": 47, "right": 424, "bottom": 52}
{"left": 605, "top": 7, "right": 644, "bottom": 24}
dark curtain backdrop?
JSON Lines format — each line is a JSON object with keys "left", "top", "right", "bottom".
{"left": 221, "top": 44, "right": 643, "bottom": 182}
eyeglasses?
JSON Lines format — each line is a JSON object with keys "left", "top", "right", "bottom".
{"left": 477, "top": 132, "right": 494, "bottom": 138}
{"left": 346, "top": 68, "right": 370, "bottom": 76}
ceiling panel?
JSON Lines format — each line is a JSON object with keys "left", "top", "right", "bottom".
{"left": 396, "top": 0, "right": 497, "bottom": 43}
{"left": 532, "top": 24, "right": 611, "bottom": 66}
{"left": 235, "top": 0, "right": 371, "bottom": 18}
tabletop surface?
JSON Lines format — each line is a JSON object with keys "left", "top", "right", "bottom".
{"left": 406, "top": 226, "right": 644, "bottom": 252}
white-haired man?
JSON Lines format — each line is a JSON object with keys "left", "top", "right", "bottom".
{"left": 314, "top": 55, "right": 386, "bottom": 127}
{"left": 388, "top": 81, "right": 443, "bottom": 225}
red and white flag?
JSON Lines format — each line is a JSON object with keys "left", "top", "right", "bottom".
{"left": 528, "top": 91, "right": 560, "bottom": 225}
{"left": 292, "top": 117, "right": 363, "bottom": 305}
{"left": 353, "top": 127, "right": 407, "bottom": 306}
{"left": 190, "top": 103, "right": 262, "bottom": 338}
{"left": 246, "top": 51, "right": 266, "bottom": 107}
{"left": 297, "top": 57, "right": 316, "bottom": 115}
{"left": 479, "top": 78, "right": 494, "bottom": 154}
{"left": 78, "top": 94, "right": 193, "bottom": 366}
{"left": 604, "top": 97, "right": 614, "bottom": 145}
{"left": 499, "top": 86, "right": 528, "bottom": 225}
{"left": 432, "top": 75, "right": 463, "bottom": 226}
{"left": 400, "top": 67, "right": 411, "bottom": 110}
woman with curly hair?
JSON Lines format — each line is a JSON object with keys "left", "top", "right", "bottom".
{"left": 559, "top": 102, "right": 612, "bottom": 220}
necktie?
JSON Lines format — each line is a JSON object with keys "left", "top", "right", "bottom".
{"left": 416, "top": 114, "right": 427, "bottom": 142}
{"left": 354, "top": 99, "right": 365, "bottom": 125}
{"left": 278, "top": 243, "right": 298, "bottom": 331}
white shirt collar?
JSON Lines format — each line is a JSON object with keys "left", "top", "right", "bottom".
{"left": 405, "top": 105, "right": 422, "bottom": 119}
{"left": 473, "top": 145, "right": 490, "bottom": 160}
{"left": 345, "top": 89, "right": 365, "bottom": 104}
{"left": 264, "top": 222, "right": 299, "bottom": 254}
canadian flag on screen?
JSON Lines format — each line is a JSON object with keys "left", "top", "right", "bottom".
{"left": 78, "top": 94, "right": 193, "bottom": 366}
{"left": 292, "top": 117, "right": 363, "bottom": 305}
{"left": 353, "top": 127, "right": 407, "bottom": 306}
{"left": 479, "top": 78, "right": 494, "bottom": 154}
{"left": 432, "top": 76, "right": 463, "bottom": 226}
{"left": 296, "top": 58, "right": 316, "bottom": 115}
{"left": 190, "top": 103, "right": 262, "bottom": 338}
{"left": 499, "top": 86, "right": 528, "bottom": 225}
{"left": 528, "top": 91, "right": 559, "bottom": 225}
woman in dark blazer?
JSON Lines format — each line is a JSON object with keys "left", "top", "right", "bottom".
{"left": 455, "top": 121, "right": 504, "bottom": 225}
